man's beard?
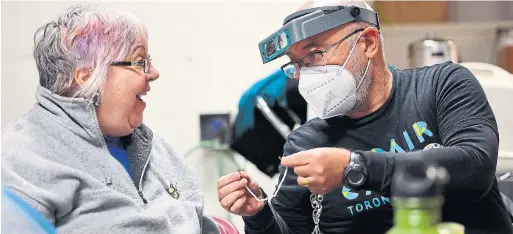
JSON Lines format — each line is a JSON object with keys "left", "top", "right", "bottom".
{"left": 349, "top": 52, "right": 372, "bottom": 112}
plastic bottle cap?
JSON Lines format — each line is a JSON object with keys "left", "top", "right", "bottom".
{"left": 437, "top": 222, "right": 465, "bottom": 234}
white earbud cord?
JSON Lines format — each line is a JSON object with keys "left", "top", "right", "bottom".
{"left": 244, "top": 167, "right": 289, "bottom": 202}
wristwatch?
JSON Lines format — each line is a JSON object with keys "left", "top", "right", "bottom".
{"left": 343, "top": 151, "right": 368, "bottom": 190}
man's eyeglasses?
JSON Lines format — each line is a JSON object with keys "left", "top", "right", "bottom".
{"left": 281, "top": 28, "right": 364, "bottom": 79}
{"left": 110, "top": 55, "right": 152, "bottom": 74}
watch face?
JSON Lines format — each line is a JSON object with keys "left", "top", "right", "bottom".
{"left": 348, "top": 169, "right": 365, "bottom": 185}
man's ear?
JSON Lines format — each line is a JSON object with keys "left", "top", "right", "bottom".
{"left": 362, "top": 28, "right": 379, "bottom": 59}
{"left": 74, "top": 68, "right": 91, "bottom": 86}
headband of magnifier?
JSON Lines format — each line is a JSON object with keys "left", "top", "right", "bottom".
{"left": 258, "top": 6, "right": 380, "bottom": 64}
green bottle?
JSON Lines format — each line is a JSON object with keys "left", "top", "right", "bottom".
{"left": 386, "top": 159, "right": 465, "bottom": 234}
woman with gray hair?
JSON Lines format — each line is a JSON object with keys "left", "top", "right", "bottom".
{"left": 1, "top": 4, "right": 223, "bottom": 234}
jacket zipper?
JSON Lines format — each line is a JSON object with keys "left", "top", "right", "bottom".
{"left": 138, "top": 148, "right": 151, "bottom": 204}
{"left": 137, "top": 190, "right": 147, "bottom": 204}
{"left": 92, "top": 106, "right": 148, "bottom": 205}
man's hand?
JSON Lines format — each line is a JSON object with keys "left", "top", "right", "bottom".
{"left": 217, "top": 171, "right": 265, "bottom": 216}
{"left": 281, "top": 147, "right": 351, "bottom": 194}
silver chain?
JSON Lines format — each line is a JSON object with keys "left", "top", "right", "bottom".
{"left": 310, "top": 193, "right": 324, "bottom": 234}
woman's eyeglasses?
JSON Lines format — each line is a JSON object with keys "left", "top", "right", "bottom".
{"left": 110, "top": 55, "right": 152, "bottom": 74}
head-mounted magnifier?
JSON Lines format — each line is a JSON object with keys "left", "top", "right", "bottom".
{"left": 258, "top": 6, "right": 380, "bottom": 64}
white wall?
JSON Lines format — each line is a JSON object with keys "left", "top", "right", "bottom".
{"left": 1, "top": 0, "right": 298, "bottom": 152}
{"left": 1, "top": 1, "right": 299, "bottom": 232}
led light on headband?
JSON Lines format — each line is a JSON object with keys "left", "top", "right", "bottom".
{"left": 258, "top": 6, "right": 380, "bottom": 64}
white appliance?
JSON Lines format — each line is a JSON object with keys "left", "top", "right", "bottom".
{"left": 408, "top": 34, "right": 459, "bottom": 68}
{"left": 459, "top": 62, "right": 513, "bottom": 172}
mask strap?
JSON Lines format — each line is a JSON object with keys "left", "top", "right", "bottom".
{"left": 355, "top": 59, "right": 371, "bottom": 90}
{"left": 245, "top": 167, "right": 289, "bottom": 202}
{"left": 341, "top": 31, "right": 364, "bottom": 68}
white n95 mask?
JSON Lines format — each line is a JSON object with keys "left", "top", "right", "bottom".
{"left": 297, "top": 32, "right": 371, "bottom": 119}
{"left": 298, "top": 65, "right": 360, "bottom": 119}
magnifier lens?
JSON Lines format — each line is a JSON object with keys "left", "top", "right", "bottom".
{"left": 265, "top": 39, "right": 276, "bottom": 57}
{"left": 276, "top": 32, "right": 288, "bottom": 50}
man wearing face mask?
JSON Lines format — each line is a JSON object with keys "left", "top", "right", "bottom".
{"left": 216, "top": 0, "right": 513, "bottom": 234}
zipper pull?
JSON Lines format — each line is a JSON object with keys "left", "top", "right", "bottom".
{"left": 138, "top": 189, "right": 148, "bottom": 204}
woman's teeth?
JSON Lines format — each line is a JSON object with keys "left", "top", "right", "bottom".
{"left": 137, "top": 90, "right": 148, "bottom": 102}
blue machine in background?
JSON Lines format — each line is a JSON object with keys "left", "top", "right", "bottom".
{"left": 2, "top": 186, "right": 57, "bottom": 234}
{"left": 230, "top": 69, "right": 307, "bottom": 176}
{"left": 234, "top": 69, "right": 291, "bottom": 139}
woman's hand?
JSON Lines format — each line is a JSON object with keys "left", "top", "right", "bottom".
{"left": 217, "top": 171, "right": 265, "bottom": 216}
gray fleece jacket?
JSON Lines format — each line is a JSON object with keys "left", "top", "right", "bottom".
{"left": 1, "top": 86, "right": 221, "bottom": 234}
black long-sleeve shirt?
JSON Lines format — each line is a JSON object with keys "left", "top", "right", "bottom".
{"left": 243, "top": 62, "right": 513, "bottom": 234}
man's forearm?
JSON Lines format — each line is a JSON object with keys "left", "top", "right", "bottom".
{"left": 358, "top": 144, "right": 496, "bottom": 200}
